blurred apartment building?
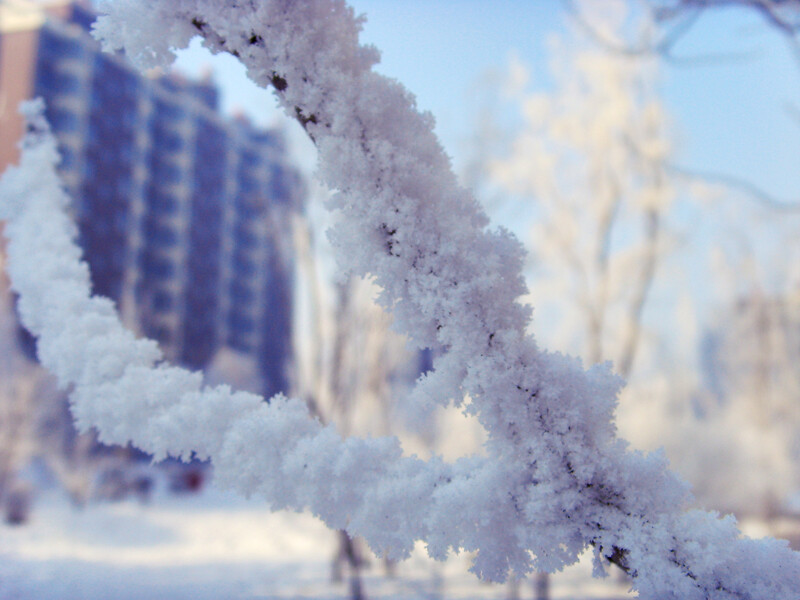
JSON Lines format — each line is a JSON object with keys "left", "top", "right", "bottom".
{"left": 0, "top": 0, "right": 305, "bottom": 398}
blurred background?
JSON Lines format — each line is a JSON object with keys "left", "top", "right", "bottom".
{"left": 0, "top": 0, "right": 799, "bottom": 598}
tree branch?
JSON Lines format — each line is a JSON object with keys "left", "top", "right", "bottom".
{"left": 668, "top": 162, "right": 800, "bottom": 211}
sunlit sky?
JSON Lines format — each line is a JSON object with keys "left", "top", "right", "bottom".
{"left": 172, "top": 1, "right": 800, "bottom": 206}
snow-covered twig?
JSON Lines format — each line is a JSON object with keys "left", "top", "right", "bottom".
{"left": 0, "top": 1, "right": 798, "bottom": 597}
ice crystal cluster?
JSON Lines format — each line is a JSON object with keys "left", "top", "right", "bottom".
{"left": 0, "top": 1, "right": 798, "bottom": 598}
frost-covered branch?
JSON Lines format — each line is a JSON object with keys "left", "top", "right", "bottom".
{"left": 0, "top": 97, "right": 456, "bottom": 564}
{"left": 1, "top": 1, "right": 798, "bottom": 597}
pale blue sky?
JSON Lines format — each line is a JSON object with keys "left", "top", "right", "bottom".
{"left": 173, "top": 2, "right": 800, "bottom": 205}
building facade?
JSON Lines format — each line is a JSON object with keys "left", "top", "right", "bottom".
{"left": 0, "top": 0, "right": 304, "bottom": 398}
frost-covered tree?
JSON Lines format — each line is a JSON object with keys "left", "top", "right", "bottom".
{"left": 483, "top": 8, "right": 677, "bottom": 597}
{"left": 551, "top": 0, "right": 800, "bottom": 525}
{"left": 490, "top": 5, "right": 672, "bottom": 381}
{"left": 612, "top": 228, "right": 800, "bottom": 544}
{"left": 672, "top": 280, "right": 800, "bottom": 519}
{"left": 487, "top": 0, "right": 800, "bottom": 529}
{"left": 1, "top": 3, "right": 800, "bottom": 599}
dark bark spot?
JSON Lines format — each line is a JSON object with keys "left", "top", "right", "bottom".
{"left": 605, "top": 545, "right": 631, "bottom": 574}
{"left": 271, "top": 73, "right": 288, "bottom": 92}
{"left": 294, "top": 107, "right": 318, "bottom": 128}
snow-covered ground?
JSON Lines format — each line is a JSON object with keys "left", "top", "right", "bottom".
{"left": 0, "top": 480, "right": 634, "bottom": 600}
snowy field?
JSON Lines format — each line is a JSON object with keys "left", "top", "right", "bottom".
{"left": 0, "top": 481, "right": 634, "bottom": 600}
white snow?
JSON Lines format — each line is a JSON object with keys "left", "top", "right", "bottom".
{"left": 0, "top": 484, "right": 634, "bottom": 600}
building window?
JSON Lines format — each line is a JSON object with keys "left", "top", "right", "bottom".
{"left": 233, "top": 224, "right": 257, "bottom": 250}
{"left": 232, "top": 252, "right": 255, "bottom": 277}
{"left": 143, "top": 256, "right": 174, "bottom": 280}
{"left": 151, "top": 290, "right": 173, "bottom": 313}
{"left": 230, "top": 280, "right": 254, "bottom": 306}
{"left": 39, "top": 28, "right": 84, "bottom": 61}
{"left": 229, "top": 311, "right": 255, "bottom": 336}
